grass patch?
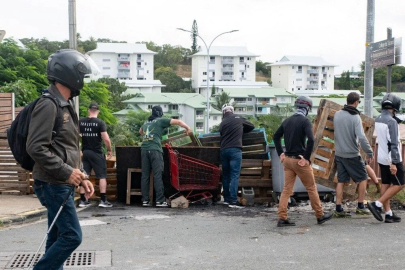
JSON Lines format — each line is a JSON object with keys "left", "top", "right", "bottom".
{"left": 366, "top": 185, "right": 405, "bottom": 205}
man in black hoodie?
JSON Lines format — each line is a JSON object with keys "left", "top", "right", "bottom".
{"left": 219, "top": 104, "right": 254, "bottom": 208}
{"left": 273, "top": 96, "right": 332, "bottom": 227}
{"left": 139, "top": 105, "right": 191, "bottom": 207}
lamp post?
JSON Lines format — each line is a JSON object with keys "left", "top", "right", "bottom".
{"left": 162, "top": 94, "right": 199, "bottom": 120}
{"left": 177, "top": 28, "right": 239, "bottom": 133}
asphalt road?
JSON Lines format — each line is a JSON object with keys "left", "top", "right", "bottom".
{"left": 1, "top": 202, "right": 404, "bottom": 270}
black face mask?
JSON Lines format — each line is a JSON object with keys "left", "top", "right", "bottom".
{"left": 393, "top": 114, "right": 402, "bottom": 124}
{"left": 70, "top": 89, "right": 80, "bottom": 98}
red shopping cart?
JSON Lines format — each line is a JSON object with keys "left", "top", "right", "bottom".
{"left": 165, "top": 144, "right": 220, "bottom": 203}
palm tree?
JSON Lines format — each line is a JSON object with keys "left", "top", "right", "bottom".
{"left": 212, "top": 92, "right": 232, "bottom": 111}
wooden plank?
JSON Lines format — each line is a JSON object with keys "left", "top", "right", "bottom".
{"left": 313, "top": 158, "right": 329, "bottom": 169}
{"left": 325, "top": 120, "right": 334, "bottom": 130}
{"left": 319, "top": 139, "right": 334, "bottom": 150}
{"left": 242, "top": 144, "right": 266, "bottom": 152}
{"left": 240, "top": 168, "right": 262, "bottom": 175}
{"left": 241, "top": 159, "right": 264, "bottom": 167}
{"left": 315, "top": 148, "right": 332, "bottom": 159}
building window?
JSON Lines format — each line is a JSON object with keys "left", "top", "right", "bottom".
{"left": 164, "top": 105, "right": 167, "bottom": 108}
{"left": 247, "top": 107, "right": 253, "bottom": 111}
{"left": 203, "top": 72, "right": 207, "bottom": 75}
{"left": 247, "top": 98, "right": 252, "bottom": 101}
{"left": 147, "top": 105, "right": 153, "bottom": 109}
{"left": 298, "top": 66, "right": 302, "bottom": 71}
{"left": 103, "top": 67, "right": 110, "bottom": 70}
{"left": 102, "top": 59, "right": 110, "bottom": 62}
{"left": 292, "top": 66, "right": 295, "bottom": 69}
{"left": 145, "top": 62, "right": 147, "bottom": 65}
{"left": 147, "top": 70, "right": 149, "bottom": 73}
{"left": 329, "top": 75, "right": 331, "bottom": 77}
{"left": 298, "top": 88, "right": 301, "bottom": 90}
{"left": 240, "top": 57, "right": 244, "bottom": 61}
{"left": 247, "top": 57, "right": 251, "bottom": 61}
{"left": 292, "top": 88, "right": 294, "bottom": 91}
{"left": 213, "top": 116, "right": 218, "bottom": 120}
{"left": 171, "top": 105, "right": 178, "bottom": 110}
{"left": 247, "top": 65, "right": 250, "bottom": 68}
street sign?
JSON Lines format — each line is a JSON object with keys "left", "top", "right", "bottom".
{"left": 371, "top": 37, "right": 402, "bottom": 68}
{"left": 0, "top": 30, "right": 5, "bottom": 42}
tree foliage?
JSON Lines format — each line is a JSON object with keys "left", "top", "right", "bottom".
{"left": 96, "top": 78, "right": 134, "bottom": 112}
{"left": 212, "top": 92, "right": 232, "bottom": 111}
{"left": 155, "top": 67, "right": 190, "bottom": 92}
{"left": 256, "top": 60, "right": 271, "bottom": 76}
{"left": 142, "top": 41, "right": 191, "bottom": 69}
{"left": 191, "top": 20, "right": 199, "bottom": 53}
{"left": 0, "top": 79, "right": 39, "bottom": 106}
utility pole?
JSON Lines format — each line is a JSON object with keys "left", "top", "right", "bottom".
{"left": 364, "top": 0, "right": 374, "bottom": 117}
{"left": 68, "top": 0, "right": 79, "bottom": 116}
{"left": 387, "top": 28, "right": 392, "bottom": 93}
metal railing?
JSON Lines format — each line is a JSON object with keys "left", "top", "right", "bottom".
{"left": 118, "top": 56, "right": 130, "bottom": 61}
{"left": 307, "top": 69, "right": 319, "bottom": 74}
{"left": 308, "top": 77, "right": 319, "bottom": 81}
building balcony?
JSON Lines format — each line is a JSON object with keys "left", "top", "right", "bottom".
{"left": 239, "top": 77, "right": 247, "bottom": 81}
{"left": 137, "top": 58, "right": 144, "bottom": 62}
{"left": 137, "top": 76, "right": 145, "bottom": 80}
{"left": 239, "top": 61, "right": 246, "bottom": 65}
{"left": 222, "top": 59, "right": 234, "bottom": 64}
{"left": 221, "top": 75, "right": 234, "bottom": 81}
{"left": 307, "top": 69, "right": 319, "bottom": 74}
{"left": 222, "top": 67, "right": 233, "bottom": 72}
{"left": 296, "top": 70, "right": 303, "bottom": 74}
{"left": 307, "top": 77, "right": 319, "bottom": 81}
{"left": 137, "top": 66, "right": 144, "bottom": 70}
{"left": 321, "top": 77, "right": 327, "bottom": 81}
{"left": 118, "top": 65, "right": 130, "bottom": 70}
{"left": 307, "top": 84, "right": 319, "bottom": 89}
{"left": 118, "top": 56, "right": 130, "bottom": 62}
{"left": 196, "top": 126, "right": 204, "bottom": 131}
{"left": 196, "top": 114, "right": 204, "bottom": 120}
{"left": 209, "top": 61, "right": 215, "bottom": 64}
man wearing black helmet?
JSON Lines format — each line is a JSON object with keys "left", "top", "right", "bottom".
{"left": 27, "top": 49, "right": 96, "bottom": 269}
{"left": 273, "top": 96, "right": 332, "bottom": 226}
{"left": 334, "top": 92, "right": 373, "bottom": 218}
{"left": 139, "top": 105, "right": 191, "bottom": 207}
{"left": 219, "top": 103, "right": 254, "bottom": 208}
{"left": 368, "top": 93, "right": 404, "bottom": 223}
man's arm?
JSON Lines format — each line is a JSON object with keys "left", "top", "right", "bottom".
{"left": 101, "top": 131, "right": 113, "bottom": 159}
{"left": 139, "top": 128, "right": 143, "bottom": 136}
{"left": 273, "top": 124, "right": 284, "bottom": 157}
{"left": 242, "top": 118, "right": 255, "bottom": 133}
{"left": 170, "top": 119, "right": 191, "bottom": 135}
{"left": 355, "top": 116, "right": 373, "bottom": 158}
{"left": 388, "top": 120, "right": 400, "bottom": 164}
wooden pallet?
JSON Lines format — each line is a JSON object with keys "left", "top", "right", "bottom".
{"left": 310, "top": 99, "right": 375, "bottom": 199}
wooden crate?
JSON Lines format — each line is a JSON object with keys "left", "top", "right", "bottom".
{"left": 310, "top": 99, "right": 375, "bottom": 200}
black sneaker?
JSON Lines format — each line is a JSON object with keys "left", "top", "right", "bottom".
{"left": 142, "top": 201, "right": 151, "bottom": 207}
{"left": 367, "top": 201, "right": 383, "bottom": 221}
{"left": 277, "top": 219, "right": 296, "bottom": 227}
{"left": 228, "top": 202, "right": 244, "bottom": 209}
{"left": 79, "top": 200, "right": 91, "bottom": 208}
{"left": 385, "top": 212, "right": 401, "bottom": 223}
{"left": 156, "top": 202, "right": 170, "bottom": 207}
{"left": 317, "top": 211, "right": 333, "bottom": 224}
{"left": 98, "top": 200, "right": 113, "bottom": 208}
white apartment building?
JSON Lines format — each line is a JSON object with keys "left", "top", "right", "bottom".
{"left": 270, "top": 56, "right": 337, "bottom": 96}
{"left": 87, "top": 43, "right": 164, "bottom": 93}
{"left": 191, "top": 46, "right": 261, "bottom": 92}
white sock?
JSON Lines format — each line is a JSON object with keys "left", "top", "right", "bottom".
{"left": 375, "top": 201, "right": 383, "bottom": 207}
{"left": 386, "top": 210, "right": 393, "bottom": 216}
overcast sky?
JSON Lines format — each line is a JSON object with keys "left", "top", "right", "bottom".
{"left": 2, "top": 0, "right": 404, "bottom": 73}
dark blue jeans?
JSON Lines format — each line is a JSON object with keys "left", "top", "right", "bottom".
{"left": 33, "top": 180, "right": 82, "bottom": 270}
{"left": 220, "top": 148, "right": 242, "bottom": 203}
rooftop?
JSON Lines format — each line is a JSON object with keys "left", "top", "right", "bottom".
{"left": 88, "top": 43, "right": 157, "bottom": 54}
{"left": 218, "top": 87, "right": 293, "bottom": 98}
{"left": 269, "top": 55, "right": 337, "bottom": 67}
{"left": 191, "top": 46, "right": 259, "bottom": 57}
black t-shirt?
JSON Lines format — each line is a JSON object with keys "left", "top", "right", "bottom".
{"left": 79, "top": 117, "right": 107, "bottom": 153}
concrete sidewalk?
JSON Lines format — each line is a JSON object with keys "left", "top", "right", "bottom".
{"left": 0, "top": 194, "right": 46, "bottom": 226}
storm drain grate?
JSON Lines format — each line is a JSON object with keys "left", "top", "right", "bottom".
{"left": 5, "top": 251, "right": 95, "bottom": 268}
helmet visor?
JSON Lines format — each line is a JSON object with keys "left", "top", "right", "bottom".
{"left": 82, "top": 55, "right": 101, "bottom": 77}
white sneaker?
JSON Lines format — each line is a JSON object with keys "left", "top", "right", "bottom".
{"left": 156, "top": 202, "right": 170, "bottom": 208}
{"left": 98, "top": 200, "right": 113, "bottom": 208}
{"left": 79, "top": 200, "right": 91, "bottom": 208}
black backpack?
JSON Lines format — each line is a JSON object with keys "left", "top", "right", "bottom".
{"left": 7, "top": 93, "right": 63, "bottom": 171}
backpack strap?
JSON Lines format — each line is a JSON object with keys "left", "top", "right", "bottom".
{"left": 41, "top": 93, "right": 63, "bottom": 139}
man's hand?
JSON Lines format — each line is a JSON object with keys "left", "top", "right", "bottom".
{"left": 106, "top": 150, "right": 112, "bottom": 160}
{"left": 67, "top": 169, "right": 87, "bottom": 186}
{"left": 184, "top": 127, "right": 192, "bottom": 136}
{"left": 367, "top": 157, "right": 374, "bottom": 164}
{"left": 298, "top": 155, "right": 309, "bottom": 166}
{"left": 81, "top": 179, "right": 94, "bottom": 200}
{"left": 390, "top": 164, "right": 397, "bottom": 175}
{"left": 280, "top": 153, "right": 285, "bottom": 163}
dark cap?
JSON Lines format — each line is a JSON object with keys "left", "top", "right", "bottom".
{"left": 89, "top": 102, "right": 99, "bottom": 110}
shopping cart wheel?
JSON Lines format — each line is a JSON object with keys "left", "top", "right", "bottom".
{"left": 202, "top": 198, "right": 213, "bottom": 206}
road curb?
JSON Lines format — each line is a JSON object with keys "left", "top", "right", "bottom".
{"left": 0, "top": 207, "right": 47, "bottom": 227}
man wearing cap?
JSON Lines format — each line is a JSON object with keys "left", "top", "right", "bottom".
{"left": 139, "top": 105, "right": 192, "bottom": 207}
{"left": 79, "top": 102, "right": 113, "bottom": 208}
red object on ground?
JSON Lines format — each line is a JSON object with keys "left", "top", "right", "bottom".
{"left": 165, "top": 144, "right": 220, "bottom": 202}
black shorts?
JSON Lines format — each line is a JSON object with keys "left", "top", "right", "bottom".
{"left": 379, "top": 163, "right": 405, "bottom": 185}
{"left": 82, "top": 150, "right": 107, "bottom": 179}
{"left": 335, "top": 156, "right": 368, "bottom": 183}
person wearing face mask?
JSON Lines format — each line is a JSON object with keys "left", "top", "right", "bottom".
{"left": 273, "top": 96, "right": 332, "bottom": 227}
{"left": 27, "top": 49, "right": 97, "bottom": 269}
{"left": 368, "top": 93, "right": 404, "bottom": 223}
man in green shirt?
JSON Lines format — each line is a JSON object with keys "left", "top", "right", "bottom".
{"left": 139, "top": 105, "right": 191, "bottom": 207}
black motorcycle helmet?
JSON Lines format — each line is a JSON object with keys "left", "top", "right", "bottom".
{"left": 152, "top": 105, "right": 163, "bottom": 117}
{"left": 47, "top": 49, "right": 99, "bottom": 98}
{"left": 381, "top": 93, "right": 401, "bottom": 112}
{"left": 295, "top": 96, "right": 313, "bottom": 110}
